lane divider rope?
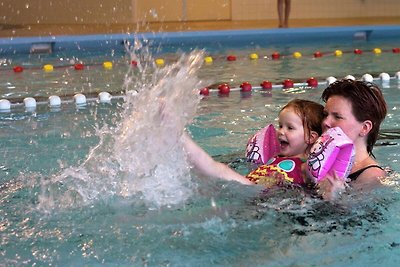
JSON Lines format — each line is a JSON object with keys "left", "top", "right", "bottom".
{"left": 2, "top": 47, "right": 400, "bottom": 73}
{"left": 1, "top": 72, "right": 400, "bottom": 113}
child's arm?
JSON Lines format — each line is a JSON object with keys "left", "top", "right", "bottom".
{"left": 182, "top": 132, "right": 254, "bottom": 185}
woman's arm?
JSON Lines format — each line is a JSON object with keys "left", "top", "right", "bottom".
{"left": 318, "top": 166, "right": 386, "bottom": 201}
{"left": 317, "top": 173, "right": 347, "bottom": 201}
{"left": 182, "top": 132, "right": 254, "bottom": 185}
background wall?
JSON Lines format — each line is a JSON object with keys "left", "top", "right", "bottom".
{"left": 231, "top": 0, "right": 400, "bottom": 20}
{"left": 0, "top": 0, "right": 399, "bottom": 25}
{"left": 0, "top": 0, "right": 134, "bottom": 24}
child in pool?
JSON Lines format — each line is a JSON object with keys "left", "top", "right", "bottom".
{"left": 183, "top": 99, "right": 325, "bottom": 187}
{"left": 246, "top": 99, "right": 325, "bottom": 187}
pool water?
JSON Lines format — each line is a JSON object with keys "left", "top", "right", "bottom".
{"left": 1, "top": 30, "right": 400, "bottom": 266}
{"left": 2, "top": 28, "right": 400, "bottom": 100}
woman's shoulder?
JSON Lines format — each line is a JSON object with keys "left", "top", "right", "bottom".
{"left": 351, "top": 164, "right": 386, "bottom": 189}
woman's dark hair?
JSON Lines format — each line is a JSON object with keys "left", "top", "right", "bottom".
{"left": 321, "top": 79, "right": 387, "bottom": 154}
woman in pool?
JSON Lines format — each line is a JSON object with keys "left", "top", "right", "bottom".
{"left": 183, "top": 99, "right": 324, "bottom": 187}
{"left": 318, "top": 79, "right": 387, "bottom": 199}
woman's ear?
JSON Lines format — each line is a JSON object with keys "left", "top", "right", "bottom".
{"left": 360, "top": 120, "right": 373, "bottom": 137}
{"left": 307, "top": 131, "right": 319, "bottom": 144}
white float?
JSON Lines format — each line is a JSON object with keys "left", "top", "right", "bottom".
{"left": 344, "top": 75, "right": 355, "bottom": 81}
{"left": 23, "top": 97, "right": 37, "bottom": 109}
{"left": 379, "top": 72, "right": 391, "bottom": 82}
{"left": 361, "top": 73, "right": 374, "bottom": 83}
{"left": 74, "top": 93, "right": 87, "bottom": 105}
{"left": 98, "top": 92, "right": 112, "bottom": 103}
{"left": 326, "top": 76, "right": 337, "bottom": 85}
{"left": 49, "top": 95, "right": 61, "bottom": 107}
{"left": 0, "top": 99, "right": 11, "bottom": 111}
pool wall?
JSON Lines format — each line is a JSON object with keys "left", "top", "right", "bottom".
{"left": 1, "top": 25, "right": 400, "bottom": 55}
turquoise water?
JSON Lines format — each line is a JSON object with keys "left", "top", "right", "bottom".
{"left": 1, "top": 31, "right": 400, "bottom": 266}
{"left": 2, "top": 31, "right": 400, "bottom": 100}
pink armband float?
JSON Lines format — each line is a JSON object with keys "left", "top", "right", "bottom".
{"left": 245, "top": 124, "right": 280, "bottom": 164}
{"left": 307, "top": 127, "right": 355, "bottom": 182}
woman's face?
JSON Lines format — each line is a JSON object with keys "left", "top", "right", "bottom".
{"left": 323, "top": 95, "right": 364, "bottom": 142}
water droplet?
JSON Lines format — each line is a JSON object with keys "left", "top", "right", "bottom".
{"left": 149, "top": 9, "right": 158, "bottom": 18}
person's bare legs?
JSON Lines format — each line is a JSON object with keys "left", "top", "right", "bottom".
{"left": 284, "top": 0, "right": 291, "bottom": 28}
{"left": 277, "top": 0, "right": 291, "bottom": 28}
{"left": 277, "top": 0, "right": 284, "bottom": 28}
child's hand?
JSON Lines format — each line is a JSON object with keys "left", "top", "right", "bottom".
{"left": 318, "top": 171, "right": 347, "bottom": 201}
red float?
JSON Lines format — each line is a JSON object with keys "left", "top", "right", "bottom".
{"left": 313, "top": 51, "right": 323, "bottom": 58}
{"left": 199, "top": 87, "right": 210, "bottom": 96}
{"left": 307, "top": 77, "right": 318, "bottom": 87}
{"left": 227, "top": 55, "right": 236, "bottom": 61}
{"left": 282, "top": 79, "right": 294, "bottom": 89}
{"left": 13, "top": 66, "right": 24, "bottom": 73}
{"left": 218, "top": 83, "right": 230, "bottom": 95}
{"left": 354, "top": 49, "right": 363, "bottom": 54}
{"left": 260, "top": 80, "right": 272, "bottom": 90}
{"left": 240, "top": 82, "right": 252, "bottom": 92}
{"left": 392, "top": 47, "right": 400, "bottom": 53}
{"left": 131, "top": 60, "right": 138, "bottom": 66}
{"left": 74, "top": 63, "right": 84, "bottom": 70}
{"left": 271, "top": 52, "right": 280, "bottom": 60}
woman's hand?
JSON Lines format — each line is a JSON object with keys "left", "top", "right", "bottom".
{"left": 318, "top": 171, "right": 347, "bottom": 201}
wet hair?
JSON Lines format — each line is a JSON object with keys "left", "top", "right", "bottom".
{"left": 280, "top": 99, "right": 325, "bottom": 138}
{"left": 321, "top": 79, "right": 387, "bottom": 155}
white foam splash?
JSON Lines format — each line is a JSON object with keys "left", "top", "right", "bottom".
{"left": 38, "top": 38, "right": 208, "bottom": 211}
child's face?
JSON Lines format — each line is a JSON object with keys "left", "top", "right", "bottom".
{"left": 323, "top": 95, "right": 364, "bottom": 142}
{"left": 277, "top": 107, "right": 309, "bottom": 158}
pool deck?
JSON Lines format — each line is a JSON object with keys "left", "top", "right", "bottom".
{"left": 1, "top": 17, "right": 400, "bottom": 38}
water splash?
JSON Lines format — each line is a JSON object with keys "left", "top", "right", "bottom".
{"left": 38, "top": 38, "right": 208, "bottom": 211}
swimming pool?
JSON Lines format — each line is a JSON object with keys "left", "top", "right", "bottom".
{"left": 1, "top": 26, "right": 400, "bottom": 266}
